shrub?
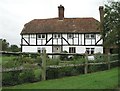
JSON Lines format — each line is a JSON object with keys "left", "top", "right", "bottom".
{"left": 2, "top": 71, "right": 20, "bottom": 86}
{"left": 19, "top": 69, "right": 35, "bottom": 83}
{"left": 60, "top": 50, "right": 68, "bottom": 60}
{"left": 34, "top": 69, "right": 42, "bottom": 81}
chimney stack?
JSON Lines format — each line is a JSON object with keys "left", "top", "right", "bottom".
{"left": 58, "top": 5, "right": 64, "bottom": 20}
{"left": 99, "top": 6, "right": 104, "bottom": 27}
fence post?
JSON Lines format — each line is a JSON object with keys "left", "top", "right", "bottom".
{"left": 41, "top": 50, "right": 46, "bottom": 81}
{"left": 108, "top": 53, "right": 110, "bottom": 70}
{"left": 84, "top": 52, "right": 88, "bottom": 74}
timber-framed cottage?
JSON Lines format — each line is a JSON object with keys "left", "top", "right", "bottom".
{"left": 21, "top": 5, "right": 104, "bottom": 55}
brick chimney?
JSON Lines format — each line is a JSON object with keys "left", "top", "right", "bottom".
{"left": 99, "top": 6, "right": 104, "bottom": 25}
{"left": 58, "top": 5, "right": 64, "bottom": 20}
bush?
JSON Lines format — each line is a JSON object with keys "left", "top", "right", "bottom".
{"left": 19, "top": 69, "right": 35, "bottom": 83}
{"left": 60, "top": 51, "right": 68, "bottom": 60}
{"left": 2, "top": 71, "right": 21, "bottom": 86}
{"left": 34, "top": 69, "right": 42, "bottom": 81}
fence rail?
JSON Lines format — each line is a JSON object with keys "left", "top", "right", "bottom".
{"left": 1, "top": 51, "right": 119, "bottom": 80}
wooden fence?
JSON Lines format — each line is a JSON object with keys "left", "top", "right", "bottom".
{"left": 1, "top": 51, "right": 119, "bottom": 81}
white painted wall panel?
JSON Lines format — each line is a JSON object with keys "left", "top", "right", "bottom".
{"left": 30, "top": 39, "right": 36, "bottom": 45}
{"left": 22, "top": 46, "right": 52, "bottom": 53}
{"left": 74, "top": 38, "right": 78, "bottom": 45}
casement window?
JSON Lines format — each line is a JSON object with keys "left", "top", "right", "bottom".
{"left": 86, "top": 48, "right": 94, "bottom": 54}
{"left": 91, "top": 34, "right": 95, "bottom": 38}
{"left": 68, "top": 34, "right": 74, "bottom": 39}
{"left": 69, "top": 47, "right": 76, "bottom": 53}
{"left": 23, "top": 35, "right": 28, "bottom": 38}
{"left": 53, "top": 34, "right": 61, "bottom": 38}
{"left": 74, "top": 34, "right": 78, "bottom": 38}
{"left": 37, "top": 47, "right": 46, "bottom": 53}
{"left": 37, "top": 34, "right": 46, "bottom": 39}
{"left": 30, "top": 34, "right": 35, "bottom": 38}
{"left": 85, "top": 34, "right": 95, "bottom": 39}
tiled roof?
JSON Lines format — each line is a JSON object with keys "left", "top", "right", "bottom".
{"left": 21, "top": 18, "right": 100, "bottom": 34}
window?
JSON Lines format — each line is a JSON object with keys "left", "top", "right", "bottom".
{"left": 42, "top": 34, "right": 45, "bottom": 38}
{"left": 91, "top": 48, "right": 94, "bottom": 54}
{"left": 68, "top": 34, "right": 74, "bottom": 39}
{"left": 30, "top": 34, "right": 35, "bottom": 38}
{"left": 53, "top": 34, "right": 61, "bottom": 38}
{"left": 74, "top": 34, "right": 78, "bottom": 38}
{"left": 86, "top": 48, "right": 90, "bottom": 54}
{"left": 86, "top": 48, "right": 94, "bottom": 54}
{"left": 85, "top": 34, "right": 95, "bottom": 39}
{"left": 37, "top": 47, "right": 46, "bottom": 53}
{"left": 85, "top": 34, "right": 89, "bottom": 38}
{"left": 91, "top": 34, "right": 95, "bottom": 38}
{"left": 23, "top": 35, "right": 28, "bottom": 38}
{"left": 37, "top": 34, "right": 46, "bottom": 39}
{"left": 69, "top": 47, "right": 76, "bottom": 53}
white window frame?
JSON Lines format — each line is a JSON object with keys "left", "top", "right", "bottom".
{"left": 37, "top": 34, "right": 46, "bottom": 39}
{"left": 53, "top": 34, "right": 61, "bottom": 38}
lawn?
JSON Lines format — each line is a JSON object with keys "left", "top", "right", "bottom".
{"left": 3, "top": 67, "right": 119, "bottom": 89}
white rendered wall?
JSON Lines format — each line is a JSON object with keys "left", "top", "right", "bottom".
{"left": 22, "top": 46, "right": 52, "bottom": 53}
{"left": 63, "top": 46, "right": 103, "bottom": 54}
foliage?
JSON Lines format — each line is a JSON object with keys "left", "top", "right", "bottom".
{"left": 9, "top": 45, "right": 20, "bottom": 52}
{"left": 0, "top": 39, "right": 9, "bottom": 51}
{"left": 60, "top": 50, "right": 68, "bottom": 60}
{"left": 0, "top": 38, "right": 20, "bottom": 52}
{"left": 2, "top": 71, "right": 20, "bottom": 86}
{"left": 103, "top": 1, "right": 120, "bottom": 46}
{"left": 4, "top": 67, "right": 118, "bottom": 89}
{"left": 19, "top": 69, "right": 35, "bottom": 83}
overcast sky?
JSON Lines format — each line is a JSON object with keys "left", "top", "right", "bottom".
{"left": 0, "top": 0, "right": 117, "bottom": 47}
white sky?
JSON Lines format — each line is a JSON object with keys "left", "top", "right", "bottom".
{"left": 0, "top": 0, "right": 118, "bottom": 47}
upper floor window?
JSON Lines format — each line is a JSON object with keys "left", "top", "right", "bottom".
{"left": 68, "top": 34, "right": 74, "bottom": 39}
{"left": 37, "top": 34, "right": 46, "bottom": 39}
{"left": 53, "top": 34, "right": 61, "bottom": 38}
{"left": 23, "top": 35, "right": 28, "bottom": 38}
{"left": 30, "top": 34, "right": 35, "bottom": 38}
{"left": 85, "top": 34, "right": 95, "bottom": 39}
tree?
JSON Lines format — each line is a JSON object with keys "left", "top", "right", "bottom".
{"left": 103, "top": 1, "right": 120, "bottom": 54}
{"left": 0, "top": 39, "right": 9, "bottom": 51}
{"left": 9, "top": 45, "right": 20, "bottom": 52}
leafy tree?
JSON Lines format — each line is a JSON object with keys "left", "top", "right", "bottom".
{"left": 0, "top": 39, "right": 9, "bottom": 51}
{"left": 9, "top": 45, "right": 20, "bottom": 52}
{"left": 103, "top": 1, "right": 120, "bottom": 54}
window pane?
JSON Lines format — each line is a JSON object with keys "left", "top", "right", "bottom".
{"left": 38, "top": 34, "right": 41, "bottom": 38}
{"left": 85, "top": 34, "right": 89, "bottom": 38}
{"left": 42, "top": 34, "right": 45, "bottom": 38}
{"left": 91, "top": 34, "right": 95, "bottom": 38}
{"left": 58, "top": 34, "right": 61, "bottom": 38}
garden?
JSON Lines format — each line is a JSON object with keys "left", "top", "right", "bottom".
{"left": 1, "top": 52, "right": 119, "bottom": 87}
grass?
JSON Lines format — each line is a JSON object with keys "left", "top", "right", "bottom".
{"left": 0, "top": 56, "right": 16, "bottom": 65}
{"left": 3, "top": 67, "right": 119, "bottom": 89}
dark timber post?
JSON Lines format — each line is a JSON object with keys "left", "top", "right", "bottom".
{"left": 84, "top": 51, "right": 88, "bottom": 74}
{"left": 41, "top": 50, "right": 46, "bottom": 80}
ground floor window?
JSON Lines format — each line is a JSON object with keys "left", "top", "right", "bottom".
{"left": 69, "top": 47, "right": 76, "bottom": 53}
{"left": 86, "top": 48, "right": 94, "bottom": 54}
{"left": 37, "top": 47, "right": 45, "bottom": 53}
